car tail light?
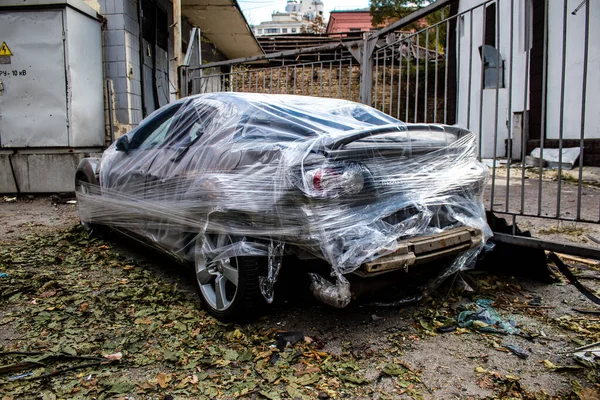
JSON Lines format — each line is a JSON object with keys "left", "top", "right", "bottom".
{"left": 302, "top": 164, "right": 365, "bottom": 198}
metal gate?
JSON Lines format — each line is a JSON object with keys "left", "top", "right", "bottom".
{"left": 181, "top": 0, "right": 599, "bottom": 255}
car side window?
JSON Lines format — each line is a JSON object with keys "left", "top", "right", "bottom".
{"left": 165, "top": 105, "right": 218, "bottom": 148}
{"left": 128, "top": 104, "right": 182, "bottom": 150}
{"left": 138, "top": 117, "right": 174, "bottom": 150}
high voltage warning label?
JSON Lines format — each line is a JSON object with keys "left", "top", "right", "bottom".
{"left": 0, "top": 42, "right": 13, "bottom": 56}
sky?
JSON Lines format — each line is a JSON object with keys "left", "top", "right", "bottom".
{"left": 238, "top": 0, "right": 371, "bottom": 26}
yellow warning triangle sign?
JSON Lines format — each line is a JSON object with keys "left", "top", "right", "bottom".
{"left": 0, "top": 42, "right": 13, "bottom": 56}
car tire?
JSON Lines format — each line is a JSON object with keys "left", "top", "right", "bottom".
{"left": 194, "top": 234, "right": 267, "bottom": 321}
{"left": 75, "top": 178, "right": 97, "bottom": 234}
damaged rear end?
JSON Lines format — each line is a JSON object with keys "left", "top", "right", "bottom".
{"left": 286, "top": 123, "right": 490, "bottom": 307}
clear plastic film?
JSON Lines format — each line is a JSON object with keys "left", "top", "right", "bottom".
{"left": 76, "top": 93, "right": 491, "bottom": 306}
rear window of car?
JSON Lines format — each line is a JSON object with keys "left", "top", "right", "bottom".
{"left": 231, "top": 104, "right": 397, "bottom": 143}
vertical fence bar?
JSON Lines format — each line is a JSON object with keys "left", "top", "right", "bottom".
{"left": 434, "top": 25, "right": 439, "bottom": 123}
{"left": 285, "top": 66, "right": 289, "bottom": 94}
{"left": 348, "top": 58, "right": 353, "bottom": 101}
{"left": 390, "top": 44, "right": 395, "bottom": 116}
{"left": 537, "top": 0, "right": 549, "bottom": 216}
{"left": 456, "top": 13, "right": 462, "bottom": 127}
{"left": 374, "top": 53, "right": 380, "bottom": 108}
{"left": 269, "top": 68, "right": 273, "bottom": 93}
{"left": 397, "top": 41, "right": 402, "bottom": 119}
{"left": 521, "top": 0, "right": 531, "bottom": 215}
{"left": 405, "top": 49, "right": 410, "bottom": 121}
{"left": 424, "top": 28, "right": 429, "bottom": 122}
{"left": 301, "top": 65, "right": 305, "bottom": 95}
{"left": 293, "top": 65, "right": 297, "bottom": 95}
{"left": 338, "top": 59, "right": 342, "bottom": 99}
{"left": 505, "top": 0, "right": 515, "bottom": 213}
{"left": 467, "top": 10, "right": 473, "bottom": 129}
{"left": 329, "top": 61, "right": 333, "bottom": 97}
{"left": 319, "top": 62, "right": 324, "bottom": 97}
{"left": 310, "top": 63, "right": 314, "bottom": 96}
{"left": 577, "top": 0, "right": 590, "bottom": 221}
{"left": 414, "top": 33, "right": 419, "bottom": 122}
{"left": 381, "top": 47, "right": 387, "bottom": 112}
{"left": 555, "top": 0, "right": 568, "bottom": 218}
{"left": 477, "top": 5, "right": 487, "bottom": 160}
{"left": 490, "top": 0, "right": 501, "bottom": 213}
{"left": 444, "top": 18, "right": 449, "bottom": 124}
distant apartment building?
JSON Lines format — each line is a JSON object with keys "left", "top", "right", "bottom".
{"left": 253, "top": 0, "right": 324, "bottom": 36}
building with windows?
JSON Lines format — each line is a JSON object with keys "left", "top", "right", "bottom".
{"left": 253, "top": 0, "right": 324, "bottom": 36}
{"left": 325, "top": 9, "right": 374, "bottom": 34}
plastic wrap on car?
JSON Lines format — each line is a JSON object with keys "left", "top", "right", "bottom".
{"left": 76, "top": 93, "right": 492, "bottom": 306}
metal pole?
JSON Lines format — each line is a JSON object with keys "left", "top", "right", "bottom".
{"left": 424, "top": 28, "right": 429, "bottom": 122}
{"left": 414, "top": 33, "right": 420, "bottom": 122}
{"left": 576, "top": 0, "right": 590, "bottom": 221}
{"left": 490, "top": 0, "right": 501, "bottom": 213}
{"left": 434, "top": 25, "right": 439, "bottom": 123}
{"left": 477, "top": 5, "right": 487, "bottom": 160}
{"left": 390, "top": 44, "right": 395, "bottom": 116}
{"left": 374, "top": 51, "right": 380, "bottom": 108}
{"left": 467, "top": 10, "right": 473, "bottom": 129}
{"left": 506, "top": 0, "right": 515, "bottom": 213}
{"left": 538, "top": 0, "right": 549, "bottom": 216}
{"left": 397, "top": 42, "right": 403, "bottom": 119}
{"left": 444, "top": 18, "right": 449, "bottom": 124}
{"left": 556, "top": 0, "right": 568, "bottom": 218}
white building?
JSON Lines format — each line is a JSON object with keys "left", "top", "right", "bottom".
{"left": 455, "top": 0, "right": 599, "bottom": 160}
{"left": 253, "top": 0, "right": 324, "bottom": 36}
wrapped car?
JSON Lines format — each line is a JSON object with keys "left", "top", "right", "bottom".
{"left": 76, "top": 93, "right": 490, "bottom": 320}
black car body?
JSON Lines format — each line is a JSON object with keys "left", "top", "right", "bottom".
{"left": 76, "top": 93, "right": 490, "bottom": 320}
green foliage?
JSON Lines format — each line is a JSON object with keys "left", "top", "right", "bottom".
{"left": 370, "top": 0, "right": 431, "bottom": 27}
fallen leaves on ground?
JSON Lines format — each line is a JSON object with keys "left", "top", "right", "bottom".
{"left": 0, "top": 225, "right": 598, "bottom": 399}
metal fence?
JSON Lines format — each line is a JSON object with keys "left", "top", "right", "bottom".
{"left": 181, "top": 0, "right": 598, "bottom": 245}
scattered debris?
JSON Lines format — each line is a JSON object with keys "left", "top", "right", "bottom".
{"left": 585, "top": 234, "right": 600, "bottom": 245}
{"left": 457, "top": 298, "right": 519, "bottom": 335}
{"left": 275, "top": 331, "right": 306, "bottom": 351}
{"left": 528, "top": 296, "right": 543, "bottom": 307}
{"left": 572, "top": 308, "right": 600, "bottom": 315}
{"left": 573, "top": 342, "right": 600, "bottom": 369}
{"left": 503, "top": 344, "right": 529, "bottom": 359}
{"left": 529, "top": 147, "right": 580, "bottom": 169}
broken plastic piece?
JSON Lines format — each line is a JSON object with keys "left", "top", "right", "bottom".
{"left": 308, "top": 273, "right": 351, "bottom": 308}
{"left": 259, "top": 241, "right": 285, "bottom": 303}
{"left": 457, "top": 298, "right": 519, "bottom": 335}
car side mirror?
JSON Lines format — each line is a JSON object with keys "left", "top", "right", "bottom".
{"left": 115, "top": 136, "right": 130, "bottom": 153}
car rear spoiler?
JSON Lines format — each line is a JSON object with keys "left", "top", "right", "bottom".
{"left": 321, "top": 124, "right": 470, "bottom": 151}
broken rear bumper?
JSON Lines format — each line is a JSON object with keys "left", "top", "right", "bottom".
{"left": 354, "top": 227, "right": 483, "bottom": 277}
